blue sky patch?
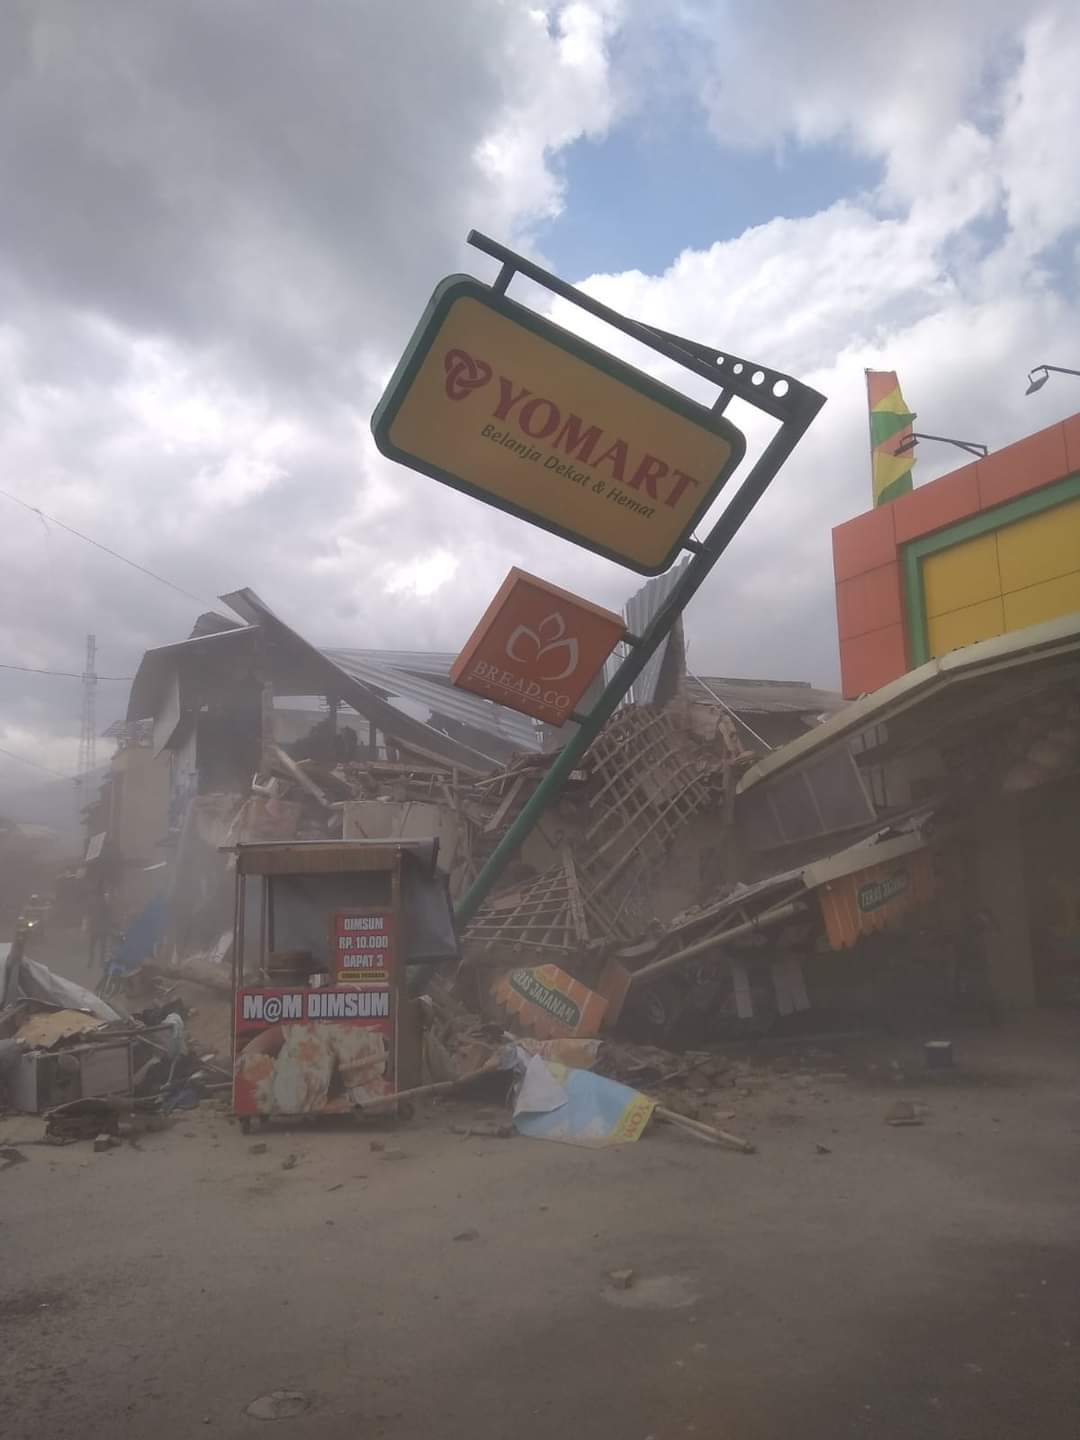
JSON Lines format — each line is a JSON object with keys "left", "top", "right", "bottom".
{"left": 540, "top": 101, "right": 881, "bottom": 279}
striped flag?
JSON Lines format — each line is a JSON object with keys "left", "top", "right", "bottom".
{"left": 867, "top": 370, "right": 915, "bottom": 507}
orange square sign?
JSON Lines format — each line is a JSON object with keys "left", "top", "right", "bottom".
{"left": 450, "top": 568, "right": 625, "bottom": 726}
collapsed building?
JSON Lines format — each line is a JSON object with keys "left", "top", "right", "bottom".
{"left": 92, "top": 579, "right": 848, "bottom": 1037}
{"left": 93, "top": 410, "right": 1080, "bottom": 1047}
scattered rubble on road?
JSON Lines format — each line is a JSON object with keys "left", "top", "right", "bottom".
{"left": 0, "top": 940, "right": 231, "bottom": 1130}
{"left": 244, "top": 1390, "right": 311, "bottom": 1421}
{"left": 0, "top": 650, "right": 989, "bottom": 1172}
{"left": 885, "top": 1100, "right": 928, "bottom": 1126}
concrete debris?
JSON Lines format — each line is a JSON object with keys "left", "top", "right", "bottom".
{"left": 93, "top": 1133, "right": 118, "bottom": 1152}
{"left": 885, "top": 1101, "right": 926, "bottom": 1126}
{"left": 608, "top": 1268, "right": 635, "bottom": 1290}
{"left": 244, "top": 1390, "right": 311, "bottom": 1421}
{"left": 452, "top": 1228, "right": 480, "bottom": 1242}
{"left": 104, "top": 678, "right": 760, "bottom": 1057}
{"left": 1, "top": 945, "right": 224, "bottom": 1122}
{"left": 280, "top": 1153, "right": 298, "bottom": 1171}
{"left": 45, "top": 1098, "right": 123, "bottom": 1143}
{"left": 653, "top": 1105, "right": 755, "bottom": 1154}
{"left": 15, "top": 1009, "right": 108, "bottom": 1049}
{"left": 0, "top": 1145, "right": 29, "bottom": 1168}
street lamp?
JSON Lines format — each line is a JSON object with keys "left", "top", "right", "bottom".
{"left": 1025, "top": 364, "right": 1080, "bottom": 396}
{"left": 896, "top": 432, "right": 989, "bottom": 460}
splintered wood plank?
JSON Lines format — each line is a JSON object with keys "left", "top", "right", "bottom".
{"left": 484, "top": 774, "right": 526, "bottom": 835}
{"left": 563, "top": 846, "right": 589, "bottom": 944}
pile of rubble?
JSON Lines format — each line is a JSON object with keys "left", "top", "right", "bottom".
{"left": 158, "top": 693, "right": 746, "bottom": 977}
{"left": 0, "top": 924, "right": 229, "bottom": 1128}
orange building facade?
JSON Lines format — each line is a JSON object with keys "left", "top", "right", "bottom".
{"left": 832, "top": 413, "right": 1080, "bottom": 697}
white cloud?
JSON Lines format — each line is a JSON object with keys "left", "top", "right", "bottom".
{"left": 997, "top": 9, "right": 1080, "bottom": 255}
{"left": 475, "top": 0, "right": 624, "bottom": 226}
{"left": 0, "top": 0, "right": 1077, "bottom": 794}
{"left": 0, "top": 0, "right": 627, "bottom": 783}
{"left": 383, "top": 549, "right": 461, "bottom": 601}
{"left": 536, "top": 1, "right": 1079, "bottom": 681}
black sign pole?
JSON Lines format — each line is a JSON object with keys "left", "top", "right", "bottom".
{"left": 455, "top": 235, "right": 825, "bottom": 925}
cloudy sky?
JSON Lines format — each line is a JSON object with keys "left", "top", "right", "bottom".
{"left": 1, "top": 0, "right": 1078, "bottom": 797}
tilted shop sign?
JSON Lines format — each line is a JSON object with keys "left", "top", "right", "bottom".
{"left": 372, "top": 276, "right": 746, "bottom": 575}
{"left": 450, "top": 567, "right": 625, "bottom": 726}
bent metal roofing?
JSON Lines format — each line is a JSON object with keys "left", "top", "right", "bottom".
{"left": 320, "top": 646, "right": 539, "bottom": 753}
{"left": 128, "top": 594, "right": 541, "bottom": 765}
{"left": 737, "top": 611, "right": 1080, "bottom": 796}
{"left": 685, "top": 676, "right": 845, "bottom": 715}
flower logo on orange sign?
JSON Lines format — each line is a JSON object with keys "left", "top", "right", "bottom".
{"left": 505, "top": 611, "right": 580, "bottom": 682}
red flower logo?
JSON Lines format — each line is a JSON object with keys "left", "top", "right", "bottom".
{"left": 444, "top": 348, "right": 492, "bottom": 401}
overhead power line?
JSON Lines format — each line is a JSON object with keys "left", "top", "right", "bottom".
{"left": 0, "top": 661, "right": 132, "bottom": 680}
{"left": 0, "top": 485, "right": 208, "bottom": 605}
{"left": 0, "top": 742, "right": 72, "bottom": 781}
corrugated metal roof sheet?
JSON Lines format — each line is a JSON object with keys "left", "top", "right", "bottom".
{"left": 127, "top": 626, "right": 261, "bottom": 721}
{"left": 737, "top": 610, "right": 1080, "bottom": 795}
{"left": 685, "top": 676, "right": 845, "bottom": 715}
{"left": 321, "top": 648, "right": 540, "bottom": 753}
{"left": 128, "top": 624, "right": 541, "bottom": 761}
{"left": 225, "top": 589, "right": 533, "bottom": 768}
{"left": 624, "top": 558, "right": 691, "bottom": 705}
{"left": 329, "top": 650, "right": 460, "bottom": 679}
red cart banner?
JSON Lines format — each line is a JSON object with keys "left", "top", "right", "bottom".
{"left": 233, "top": 986, "right": 394, "bottom": 1117}
{"left": 332, "top": 910, "right": 396, "bottom": 983}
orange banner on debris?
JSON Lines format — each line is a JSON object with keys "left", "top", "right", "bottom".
{"left": 818, "top": 847, "right": 935, "bottom": 948}
{"left": 490, "top": 963, "right": 608, "bottom": 1040}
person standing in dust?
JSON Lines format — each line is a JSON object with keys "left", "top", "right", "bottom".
{"left": 87, "top": 885, "right": 112, "bottom": 972}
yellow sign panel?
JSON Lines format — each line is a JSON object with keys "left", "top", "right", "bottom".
{"left": 372, "top": 277, "right": 745, "bottom": 575}
{"left": 921, "top": 493, "right": 1080, "bottom": 659}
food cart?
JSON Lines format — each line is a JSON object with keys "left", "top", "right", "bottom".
{"left": 230, "top": 838, "right": 457, "bottom": 1132}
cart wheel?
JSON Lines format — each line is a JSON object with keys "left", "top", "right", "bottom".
{"left": 239, "top": 1116, "right": 252, "bottom": 1135}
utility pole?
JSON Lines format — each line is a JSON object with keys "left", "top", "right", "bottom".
{"left": 77, "top": 633, "right": 98, "bottom": 792}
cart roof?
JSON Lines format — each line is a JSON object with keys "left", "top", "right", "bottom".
{"left": 232, "top": 838, "right": 439, "bottom": 876}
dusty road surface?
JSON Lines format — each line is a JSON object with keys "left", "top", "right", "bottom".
{"left": 2, "top": 1017, "right": 1079, "bottom": 1440}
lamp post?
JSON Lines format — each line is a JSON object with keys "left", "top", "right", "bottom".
{"left": 896, "top": 432, "right": 989, "bottom": 460}
{"left": 1025, "top": 365, "right": 1080, "bottom": 396}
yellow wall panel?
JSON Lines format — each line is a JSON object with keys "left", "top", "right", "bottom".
{"left": 928, "top": 597, "right": 1005, "bottom": 657}
{"left": 1003, "top": 571, "right": 1080, "bottom": 631}
{"left": 996, "top": 495, "right": 1080, "bottom": 592}
{"left": 923, "top": 533, "right": 1000, "bottom": 617}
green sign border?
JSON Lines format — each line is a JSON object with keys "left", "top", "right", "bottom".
{"left": 901, "top": 469, "right": 1080, "bottom": 667}
{"left": 371, "top": 275, "right": 747, "bottom": 577}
